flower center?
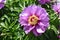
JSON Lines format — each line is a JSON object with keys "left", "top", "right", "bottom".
{"left": 28, "top": 15, "right": 39, "bottom": 25}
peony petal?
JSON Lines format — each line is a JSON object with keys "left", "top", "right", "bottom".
{"left": 1, "top": 0, "right": 5, "bottom": 3}
{"left": 20, "top": 13, "right": 29, "bottom": 20}
{"left": 30, "top": 5, "right": 38, "bottom": 15}
{"left": 0, "top": 3, "right": 4, "bottom": 9}
{"left": 19, "top": 13, "right": 29, "bottom": 26}
{"left": 35, "top": 6, "right": 43, "bottom": 16}
{"left": 36, "top": 28, "right": 45, "bottom": 33}
{"left": 19, "top": 20, "right": 28, "bottom": 26}
{"left": 39, "top": 11, "right": 49, "bottom": 22}
{"left": 36, "top": 22, "right": 47, "bottom": 33}
{"left": 0, "top": 0, "right": 2, "bottom": 2}
{"left": 24, "top": 26, "right": 35, "bottom": 34}
{"left": 36, "top": 8, "right": 49, "bottom": 21}
{"left": 32, "top": 28, "right": 40, "bottom": 36}
{"left": 38, "top": 22, "right": 49, "bottom": 29}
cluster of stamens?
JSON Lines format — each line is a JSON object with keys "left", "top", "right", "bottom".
{"left": 28, "top": 15, "right": 39, "bottom": 25}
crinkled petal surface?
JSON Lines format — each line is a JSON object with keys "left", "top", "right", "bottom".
{"left": 32, "top": 28, "right": 40, "bottom": 36}
{"left": 36, "top": 22, "right": 48, "bottom": 33}
{"left": 24, "top": 26, "right": 35, "bottom": 34}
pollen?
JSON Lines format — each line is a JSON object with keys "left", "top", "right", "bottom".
{"left": 28, "top": 15, "right": 39, "bottom": 25}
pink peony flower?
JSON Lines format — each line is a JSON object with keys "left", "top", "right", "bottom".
{"left": 19, "top": 5, "right": 49, "bottom": 36}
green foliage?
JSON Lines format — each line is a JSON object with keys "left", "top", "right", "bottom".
{"left": 0, "top": 0, "right": 59, "bottom": 40}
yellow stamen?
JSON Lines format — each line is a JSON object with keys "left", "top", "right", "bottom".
{"left": 28, "top": 15, "right": 39, "bottom": 25}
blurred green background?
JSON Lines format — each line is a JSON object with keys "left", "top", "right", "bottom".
{"left": 0, "top": 0, "right": 59, "bottom": 40}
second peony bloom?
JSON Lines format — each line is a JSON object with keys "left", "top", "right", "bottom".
{"left": 19, "top": 5, "right": 49, "bottom": 36}
{"left": 38, "top": 0, "right": 50, "bottom": 4}
{"left": 52, "top": 3, "right": 60, "bottom": 14}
